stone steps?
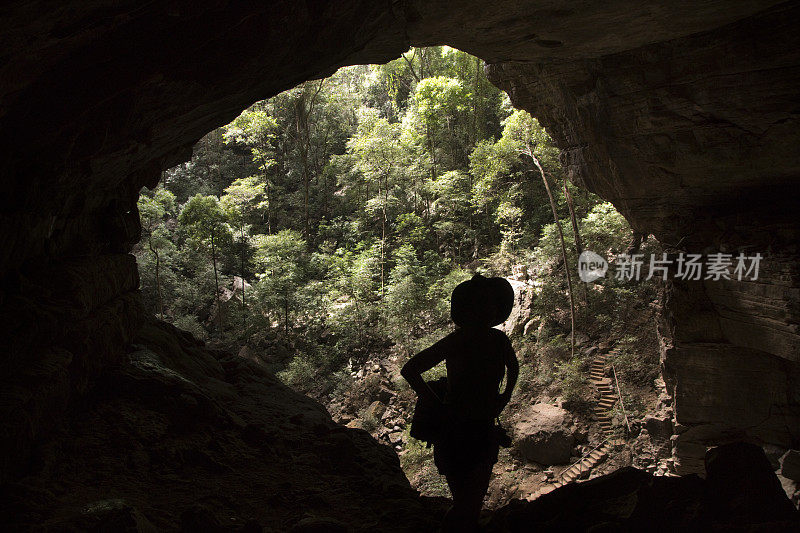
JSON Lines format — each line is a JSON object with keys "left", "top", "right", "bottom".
{"left": 534, "top": 443, "right": 612, "bottom": 494}
{"left": 528, "top": 348, "right": 624, "bottom": 500}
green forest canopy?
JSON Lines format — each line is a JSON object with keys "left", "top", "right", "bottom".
{"left": 134, "top": 46, "right": 646, "bottom": 395}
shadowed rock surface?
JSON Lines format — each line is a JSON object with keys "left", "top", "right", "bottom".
{"left": 1, "top": 1, "right": 799, "bottom": 529}
{"left": 1, "top": 320, "right": 444, "bottom": 531}
{"left": 512, "top": 403, "right": 577, "bottom": 466}
{"left": 486, "top": 443, "right": 798, "bottom": 532}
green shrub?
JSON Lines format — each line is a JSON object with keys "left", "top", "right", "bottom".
{"left": 612, "top": 338, "right": 659, "bottom": 387}
{"left": 515, "top": 357, "right": 537, "bottom": 393}
{"left": 330, "top": 368, "right": 355, "bottom": 399}
{"left": 534, "top": 334, "right": 569, "bottom": 385}
{"left": 406, "top": 328, "right": 450, "bottom": 358}
{"left": 358, "top": 406, "right": 381, "bottom": 433}
{"left": 398, "top": 428, "right": 449, "bottom": 497}
{"left": 421, "top": 361, "right": 448, "bottom": 382}
{"left": 426, "top": 268, "right": 470, "bottom": 326}
{"left": 277, "top": 356, "right": 318, "bottom": 390}
{"left": 554, "top": 356, "right": 587, "bottom": 403}
{"left": 399, "top": 427, "right": 432, "bottom": 469}
{"left": 171, "top": 314, "right": 207, "bottom": 340}
{"left": 611, "top": 392, "right": 647, "bottom": 437}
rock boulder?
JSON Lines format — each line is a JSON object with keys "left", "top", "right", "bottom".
{"left": 512, "top": 403, "right": 576, "bottom": 465}
{"left": 780, "top": 450, "right": 800, "bottom": 482}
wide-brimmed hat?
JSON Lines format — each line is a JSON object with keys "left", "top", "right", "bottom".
{"left": 451, "top": 274, "right": 514, "bottom": 328}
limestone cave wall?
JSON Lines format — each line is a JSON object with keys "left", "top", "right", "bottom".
{"left": 485, "top": 2, "right": 800, "bottom": 472}
{"left": 1, "top": 0, "right": 798, "bottom": 520}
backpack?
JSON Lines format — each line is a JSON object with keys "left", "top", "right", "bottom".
{"left": 408, "top": 377, "right": 448, "bottom": 447}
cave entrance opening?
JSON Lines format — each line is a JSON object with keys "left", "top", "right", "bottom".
{"left": 133, "top": 46, "right": 664, "bottom": 504}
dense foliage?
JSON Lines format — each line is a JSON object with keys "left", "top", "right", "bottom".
{"left": 134, "top": 47, "right": 650, "bottom": 397}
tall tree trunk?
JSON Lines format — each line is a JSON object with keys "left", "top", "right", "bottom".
{"left": 295, "top": 97, "right": 311, "bottom": 239}
{"left": 471, "top": 55, "right": 482, "bottom": 145}
{"left": 148, "top": 236, "right": 163, "bottom": 319}
{"left": 239, "top": 222, "right": 247, "bottom": 327}
{"left": 380, "top": 174, "right": 386, "bottom": 299}
{"left": 402, "top": 48, "right": 421, "bottom": 83}
{"left": 563, "top": 177, "right": 587, "bottom": 313}
{"left": 412, "top": 174, "right": 418, "bottom": 215}
{"left": 284, "top": 294, "right": 290, "bottom": 335}
{"left": 259, "top": 153, "right": 272, "bottom": 234}
{"left": 304, "top": 165, "right": 310, "bottom": 238}
{"left": 427, "top": 123, "right": 436, "bottom": 179}
{"left": 211, "top": 233, "right": 220, "bottom": 333}
{"left": 528, "top": 149, "right": 576, "bottom": 358}
{"left": 563, "top": 178, "right": 583, "bottom": 256}
{"left": 295, "top": 81, "right": 324, "bottom": 240}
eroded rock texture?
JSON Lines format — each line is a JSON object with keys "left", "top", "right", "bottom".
{"left": 2, "top": 320, "right": 443, "bottom": 531}
{"left": 487, "top": 443, "right": 798, "bottom": 531}
{"left": 1, "top": 0, "right": 799, "bottom": 527}
{"left": 486, "top": 3, "right": 800, "bottom": 473}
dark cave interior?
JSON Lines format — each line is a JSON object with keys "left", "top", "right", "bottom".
{"left": 1, "top": 1, "right": 799, "bottom": 530}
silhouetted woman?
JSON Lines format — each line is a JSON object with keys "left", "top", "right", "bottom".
{"left": 401, "top": 274, "right": 519, "bottom": 532}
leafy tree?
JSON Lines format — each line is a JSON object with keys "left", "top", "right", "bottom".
{"left": 411, "top": 76, "right": 472, "bottom": 174}
{"left": 326, "top": 242, "right": 382, "bottom": 359}
{"left": 138, "top": 188, "right": 176, "bottom": 318}
{"left": 295, "top": 81, "right": 325, "bottom": 238}
{"left": 395, "top": 212, "right": 429, "bottom": 248}
{"left": 253, "top": 230, "right": 307, "bottom": 334}
{"left": 385, "top": 244, "right": 431, "bottom": 351}
{"left": 221, "top": 176, "right": 263, "bottom": 314}
{"left": 508, "top": 110, "right": 576, "bottom": 355}
{"left": 429, "top": 170, "right": 472, "bottom": 260}
{"left": 163, "top": 129, "right": 244, "bottom": 202}
{"left": 133, "top": 48, "right": 643, "bottom": 414}
{"left": 178, "top": 195, "right": 232, "bottom": 317}
{"left": 347, "top": 109, "right": 409, "bottom": 295}
{"left": 224, "top": 107, "right": 278, "bottom": 232}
